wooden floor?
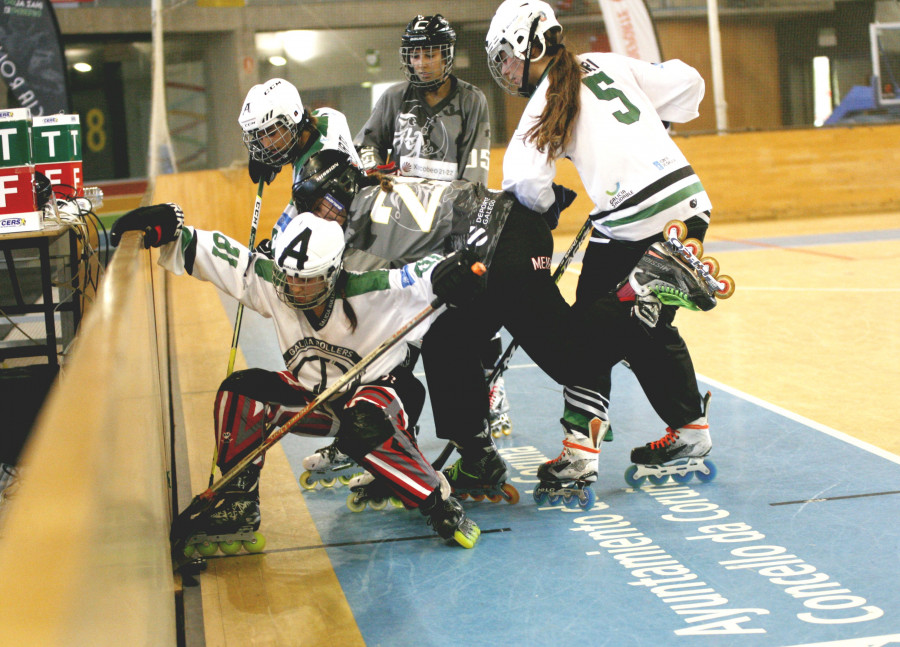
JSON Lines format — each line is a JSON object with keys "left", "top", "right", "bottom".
{"left": 171, "top": 208, "right": 900, "bottom": 645}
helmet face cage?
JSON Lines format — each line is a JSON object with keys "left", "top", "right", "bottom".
{"left": 486, "top": 0, "right": 561, "bottom": 96}
{"left": 272, "top": 216, "right": 345, "bottom": 310}
{"left": 401, "top": 14, "right": 456, "bottom": 91}
{"left": 242, "top": 117, "right": 300, "bottom": 167}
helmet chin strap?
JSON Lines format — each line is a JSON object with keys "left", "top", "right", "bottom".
{"left": 518, "top": 15, "right": 541, "bottom": 97}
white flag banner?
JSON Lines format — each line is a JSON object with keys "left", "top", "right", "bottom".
{"left": 597, "top": 0, "right": 662, "bottom": 63}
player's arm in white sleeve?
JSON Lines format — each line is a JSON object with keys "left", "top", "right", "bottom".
{"left": 459, "top": 89, "right": 491, "bottom": 185}
{"left": 628, "top": 57, "right": 705, "bottom": 124}
{"left": 500, "top": 85, "right": 558, "bottom": 213}
{"left": 158, "top": 226, "right": 277, "bottom": 317}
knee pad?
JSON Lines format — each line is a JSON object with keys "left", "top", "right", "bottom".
{"left": 337, "top": 402, "right": 394, "bottom": 457}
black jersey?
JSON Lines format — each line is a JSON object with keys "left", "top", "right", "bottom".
{"left": 342, "top": 177, "right": 512, "bottom": 272}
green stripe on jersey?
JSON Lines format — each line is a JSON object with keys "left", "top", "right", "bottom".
{"left": 254, "top": 257, "right": 275, "bottom": 283}
{"left": 607, "top": 181, "right": 705, "bottom": 228}
{"left": 344, "top": 269, "right": 391, "bottom": 298}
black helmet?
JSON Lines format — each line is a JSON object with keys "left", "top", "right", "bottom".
{"left": 292, "top": 149, "right": 362, "bottom": 217}
{"left": 400, "top": 15, "right": 456, "bottom": 91}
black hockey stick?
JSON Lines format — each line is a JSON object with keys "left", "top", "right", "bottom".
{"left": 171, "top": 262, "right": 486, "bottom": 568}
{"left": 431, "top": 216, "right": 593, "bottom": 471}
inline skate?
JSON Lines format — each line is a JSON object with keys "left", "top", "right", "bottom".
{"left": 420, "top": 474, "right": 481, "bottom": 549}
{"left": 345, "top": 471, "right": 406, "bottom": 512}
{"left": 533, "top": 418, "right": 606, "bottom": 511}
{"left": 299, "top": 440, "right": 362, "bottom": 489}
{"left": 183, "top": 464, "right": 266, "bottom": 558}
{"left": 443, "top": 448, "right": 519, "bottom": 504}
{"left": 626, "top": 391, "right": 716, "bottom": 486}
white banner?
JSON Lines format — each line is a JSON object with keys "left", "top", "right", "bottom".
{"left": 597, "top": 0, "right": 662, "bottom": 63}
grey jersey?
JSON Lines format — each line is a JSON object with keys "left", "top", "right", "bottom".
{"left": 354, "top": 77, "right": 491, "bottom": 184}
{"left": 341, "top": 176, "right": 513, "bottom": 272}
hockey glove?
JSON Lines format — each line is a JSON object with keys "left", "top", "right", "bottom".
{"left": 255, "top": 238, "right": 274, "bottom": 259}
{"left": 431, "top": 249, "right": 487, "bottom": 308}
{"left": 110, "top": 203, "right": 184, "bottom": 248}
{"left": 249, "top": 156, "right": 280, "bottom": 185}
{"left": 540, "top": 183, "right": 578, "bottom": 230}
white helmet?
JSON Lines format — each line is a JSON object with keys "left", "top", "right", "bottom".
{"left": 272, "top": 213, "right": 345, "bottom": 310}
{"left": 485, "top": 0, "right": 562, "bottom": 96}
{"left": 238, "top": 78, "right": 309, "bottom": 167}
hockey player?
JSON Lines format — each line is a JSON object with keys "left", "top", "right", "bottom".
{"left": 486, "top": 0, "right": 720, "bottom": 489}
{"left": 238, "top": 77, "right": 361, "bottom": 249}
{"left": 109, "top": 205, "right": 486, "bottom": 549}
{"left": 352, "top": 15, "right": 511, "bottom": 437}
{"left": 354, "top": 14, "right": 491, "bottom": 184}
{"left": 289, "top": 150, "right": 719, "bottom": 508}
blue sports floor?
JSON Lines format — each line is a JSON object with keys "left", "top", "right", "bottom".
{"left": 226, "top": 233, "right": 900, "bottom": 647}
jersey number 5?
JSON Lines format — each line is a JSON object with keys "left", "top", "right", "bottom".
{"left": 583, "top": 71, "right": 641, "bottom": 125}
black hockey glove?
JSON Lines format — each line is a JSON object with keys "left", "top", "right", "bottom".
{"left": 255, "top": 238, "right": 274, "bottom": 259}
{"left": 431, "top": 249, "right": 487, "bottom": 308}
{"left": 249, "top": 156, "right": 280, "bottom": 185}
{"left": 110, "top": 203, "right": 184, "bottom": 248}
{"left": 540, "top": 183, "right": 578, "bottom": 230}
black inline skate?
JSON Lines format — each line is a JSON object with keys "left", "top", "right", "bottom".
{"left": 183, "top": 464, "right": 266, "bottom": 558}
{"left": 443, "top": 448, "right": 519, "bottom": 505}
{"left": 420, "top": 478, "right": 481, "bottom": 549}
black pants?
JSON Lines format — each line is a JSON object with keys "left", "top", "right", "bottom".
{"left": 421, "top": 204, "right": 627, "bottom": 446}
{"left": 575, "top": 215, "right": 709, "bottom": 429}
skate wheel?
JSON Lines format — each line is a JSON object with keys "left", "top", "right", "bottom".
{"left": 243, "top": 532, "right": 266, "bottom": 553}
{"left": 346, "top": 493, "right": 367, "bottom": 513}
{"left": 715, "top": 275, "right": 736, "bottom": 299}
{"left": 696, "top": 459, "right": 717, "bottom": 483}
{"left": 648, "top": 473, "right": 669, "bottom": 486}
{"left": 502, "top": 426, "right": 512, "bottom": 436}
{"left": 501, "top": 483, "right": 520, "bottom": 504}
{"left": 487, "top": 494, "right": 502, "bottom": 503}
{"left": 320, "top": 477, "right": 337, "bottom": 488}
{"left": 624, "top": 465, "right": 646, "bottom": 488}
{"left": 219, "top": 540, "right": 242, "bottom": 555}
{"left": 548, "top": 494, "right": 563, "bottom": 506}
{"left": 683, "top": 238, "right": 703, "bottom": 258}
{"left": 456, "top": 492, "right": 469, "bottom": 500}
{"left": 389, "top": 497, "right": 404, "bottom": 509}
{"left": 338, "top": 474, "right": 354, "bottom": 486}
{"left": 183, "top": 544, "right": 196, "bottom": 559}
{"left": 672, "top": 470, "right": 694, "bottom": 484}
{"left": 533, "top": 489, "right": 548, "bottom": 505}
{"left": 664, "top": 219, "right": 688, "bottom": 241}
{"left": 491, "top": 428, "right": 502, "bottom": 439}
{"left": 368, "top": 498, "right": 388, "bottom": 511}
{"left": 563, "top": 494, "right": 581, "bottom": 510}
{"left": 197, "top": 541, "right": 219, "bottom": 557}
{"left": 298, "top": 471, "right": 316, "bottom": 490}
{"left": 471, "top": 494, "right": 486, "bottom": 502}
{"left": 580, "top": 487, "right": 596, "bottom": 510}
{"left": 700, "top": 256, "right": 720, "bottom": 278}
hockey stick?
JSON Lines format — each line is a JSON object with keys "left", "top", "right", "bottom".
{"left": 226, "top": 178, "right": 265, "bottom": 376}
{"left": 171, "top": 262, "right": 486, "bottom": 567}
{"left": 205, "top": 179, "right": 265, "bottom": 488}
{"left": 431, "top": 216, "right": 593, "bottom": 471}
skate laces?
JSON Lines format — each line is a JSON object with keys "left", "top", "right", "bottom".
{"left": 650, "top": 427, "right": 680, "bottom": 450}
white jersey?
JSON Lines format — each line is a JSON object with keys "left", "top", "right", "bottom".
{"left": 272, "top": 107, "right": 362, "bottom": 241}
{"left": 158, "top": 226, "right": 441, "bottom": 395}
{"left": 503, "top": 53, "right": 712, "bottom": 242}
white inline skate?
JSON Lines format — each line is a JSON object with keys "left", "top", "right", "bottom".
{"left": 487, "top": 373, "right": 512, "bottom": 438}
{"left": 345, "top": 471, "right": 405, "bottom": 512}
{"left": 533, "top": 418, "right": 606, "bottom": 511}
{"left": 626, "top": 392, "right": 716, "bottom": 487}
{"left": 299, "top": 441, "right": 362, "bottom": 489}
